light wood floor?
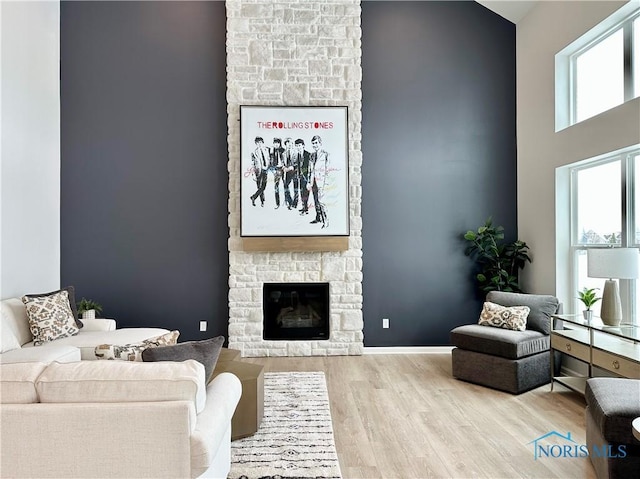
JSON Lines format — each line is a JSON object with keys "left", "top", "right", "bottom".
{"left": 244, "top": 353, "right": 596, "bottom": 479}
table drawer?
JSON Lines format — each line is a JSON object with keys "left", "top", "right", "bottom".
{"left": 592, "top": 349, "right": 640, "bottom": 378}
{"left": 552, "top": 334, "right": 590, "bottom": 361}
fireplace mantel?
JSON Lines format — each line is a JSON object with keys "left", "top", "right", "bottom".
{"left": 242, "top": 237, "right": 349, "bottom": 252}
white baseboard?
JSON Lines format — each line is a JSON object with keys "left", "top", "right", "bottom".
{"left": 363, "top": 346, "right": 454, "bottom": 355}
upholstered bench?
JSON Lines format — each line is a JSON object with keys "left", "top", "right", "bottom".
{"left": 585, "top": 378, "right": 640, "bottom": 479}
{"left": 451, "top": 326, "right": 553, "bottom": 394}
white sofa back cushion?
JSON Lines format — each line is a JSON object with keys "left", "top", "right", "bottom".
{"left": 21, "top": 327, "right": 171, "bottom": 360}
{"left": 0, "top": 362, "right": 48, "bottom": 403}
{"left": 1, "top": 298, "right": 33, "bottom": 347}
{"left": 0, "top": 345, "right": 80, "bottom": 364}
{"left": 1, "top": 314, "right": 22, "bottom": 353}
{"left": 36, "top": 359, "right": 207, "bottom": 413}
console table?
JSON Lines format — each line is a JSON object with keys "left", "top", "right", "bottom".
{"left": 550, "top": 314, "right": 640, "bottom": 394}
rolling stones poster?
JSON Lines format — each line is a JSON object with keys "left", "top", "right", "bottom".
{"left": 240, "top": 106, "right": 349, "bottom": 237}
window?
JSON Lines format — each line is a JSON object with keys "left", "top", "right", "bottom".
{"left": 569, "top": 147, "right": 640, "bottom": 322}
{"left": 556, "top": 4, "right": 640, "bottom": 130}
{"left": 574, "top": 161, "right": 621, "bottom": 244}
{"left": 574, "top": 29, "right": 624, "bottom": 123}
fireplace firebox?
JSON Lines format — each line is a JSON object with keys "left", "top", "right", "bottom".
{"left": 263, "top": 283, "right": 330, "bottom": 340}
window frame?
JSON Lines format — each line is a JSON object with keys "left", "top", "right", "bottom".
{"left": 555, "top": 4, "right": 640, "bottom": 131}
{"left": 568, "top": 147, "right": 640, "bottom": 323}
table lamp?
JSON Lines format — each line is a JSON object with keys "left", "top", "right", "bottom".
{"left": 587, "top": 248, "right": 640, "bottom": 325}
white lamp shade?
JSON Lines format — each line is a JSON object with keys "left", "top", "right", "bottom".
{"left": 587, "top": 248, "right": 640, "bottom": 279}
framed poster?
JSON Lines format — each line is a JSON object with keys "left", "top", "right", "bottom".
{"left": 240, "top": 105, "right": 349, "bottom": 237}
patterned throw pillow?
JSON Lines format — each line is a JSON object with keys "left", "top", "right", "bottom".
{"left": 478, "top": 301, "right": 530, "bottom": 332}
{"left": 21, "top": 290, "right": 80, "bottom": 346}
{"left": 23, "top": 286, "right": 83, "bottom": 329}
{"left": 94, "top": 330, "right": 180, "bottom": 361}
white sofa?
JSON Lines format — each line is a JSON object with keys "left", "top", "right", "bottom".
{"left": 0, "top": 359, "right": 242, "bottom": 478}
{"left": 1, "top": 297, "right": 170, "bottom": 362}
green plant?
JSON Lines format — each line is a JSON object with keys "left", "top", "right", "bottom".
{"left": 76, "top": 298, "right": 103, "bottom": 315}
{"left": 577, "top": 287, "right": 600, "bottom": 310}
{"left": 463, "top": 217, "right": 532, "bottom": 293}
{"left": 604, "top": 232, "right": 621, "bottom": 244}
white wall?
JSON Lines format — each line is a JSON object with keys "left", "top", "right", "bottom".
{"left": 1, "top": 1, "right": 60, "bottom": 298}
{"left": 516, "top": 0, "right": 640, "bottom": 305}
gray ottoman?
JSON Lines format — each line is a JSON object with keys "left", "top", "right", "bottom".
{"left": 450, "top": 322, "right": 557, "bottom": 394}
{"left": 585, "top": 378, "right": 640, "bottom": 479}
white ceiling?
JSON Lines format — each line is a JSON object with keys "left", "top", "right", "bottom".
{"left": 476, "top": 0, "right": 538, "bottom": 24}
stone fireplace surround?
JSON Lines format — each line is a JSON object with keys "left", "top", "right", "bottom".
{"left": 226, "top": 0, "right": 363, "bottom": 357}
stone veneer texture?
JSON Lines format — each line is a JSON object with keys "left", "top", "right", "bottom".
{"left": 226, "top": 0, "right": 363, "bottom": 356}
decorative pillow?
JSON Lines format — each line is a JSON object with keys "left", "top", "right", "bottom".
{"left": 478, "top": 301, "right": 530, "bottom": 331}
{"left": 142, "top": 336, "right": 225, "bottom": 384}
{"left": 22, "top": 286, "right": 83, "bottom": 329}
{"left": 21, "top": 290, "right": 80, "bottom": 346}
{"left": 94, "top": 330, "right": 180, "bottom": 361}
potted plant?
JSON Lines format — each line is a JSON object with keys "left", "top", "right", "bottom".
{"left": 77, "top": 298, "right": 103, "bottom": 319}
{"left": 577, "top": 287, "right": 600, "bottom": 321}
{"left": 463, "top": 217, "right": 532, "bottom": 294}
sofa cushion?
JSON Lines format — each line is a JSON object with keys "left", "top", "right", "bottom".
{"left": 586, "top": 377, "right": 640, "bottom": 445}
{"left": 1, "top": 298, "right": 34, "bottom": 346}
{"left": 37, "top": 359, "right": 206, "bottom": 413}
{"left": 23, "top": 286, "right": 83, "bottom": 329}
{"left": 21, "top": 290, "right": 80, "bottom": 346}
{"left": 1, "top": 314, "right": 22, "bottom": 354}
{"left": 450, "top": 324, "right": 549, "bottom": 359}
{"left": 142, "top": 336, "right": 225, "bottom": 384}
{"left": 94, "top": 330, "right": 180, "bottom": 361}
{"left": 478, "top": 302, "right": 529, "bottom": 331}
{"left": 0, "top": 345, "right": 80, "bottom": 364}
{"left": 486, "top": 291, "right": 559, "bottom": 335}
{"left": 0, "top": 362, "right": 48, "bottom": 403}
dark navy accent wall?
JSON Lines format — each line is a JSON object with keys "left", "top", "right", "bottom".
{"left": 61, "top": 1, "right": 516, "bottom": 347}
{"left": 60, "top": 1, "right": 229, "bottom": 341}
{"left": 361, "top": 1, "right": 517, "bottom": 346}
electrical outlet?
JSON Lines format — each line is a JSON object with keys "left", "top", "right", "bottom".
{"left": 199, "top": 321, "right": 207, "bottom": 332}
{"left": 382, "top": 318, "right": 389, "bottom": 329}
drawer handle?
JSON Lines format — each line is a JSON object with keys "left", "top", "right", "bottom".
{"left": 612, "top": 360, "right": 620, "bottom": 370}
{"left": 565, "top": 343, "right": 572, "bottom": 352}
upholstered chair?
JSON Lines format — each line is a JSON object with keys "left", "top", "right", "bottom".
{"left": 450, "top": 291, "right": 560, "bottom": 394}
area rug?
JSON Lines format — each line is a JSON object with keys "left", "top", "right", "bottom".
{"left": 228, "top": 371, "right": 342, "bottom": 479}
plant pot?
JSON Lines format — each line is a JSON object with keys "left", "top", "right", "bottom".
{"left": 82, "top": 309, "right": 96, "bottom": 320}
{"left": 583, "top": 310, "right": 593, "bottom": 321}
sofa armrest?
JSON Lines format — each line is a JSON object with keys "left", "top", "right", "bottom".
{"left": 81, "top": 318, "right": 116, "bottom": 331}
{"left": 190, "top": 372, "right": 242, "bottom": 478}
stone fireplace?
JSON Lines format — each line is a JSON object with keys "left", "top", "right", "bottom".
{"left": 226, "top": 0, "right": 363, "bottom": 357}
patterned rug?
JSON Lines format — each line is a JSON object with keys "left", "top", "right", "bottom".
{"left": 228, "top": 371, "right": 342, "bottom": 479}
